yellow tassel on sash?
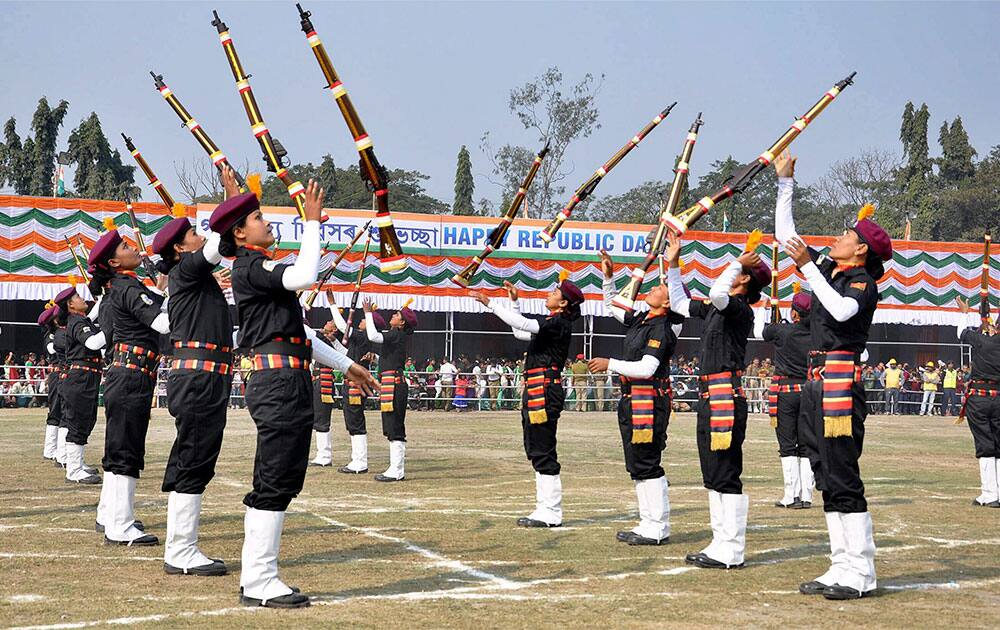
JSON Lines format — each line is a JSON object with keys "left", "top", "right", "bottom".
{"left": 321, "top": 394, "right": 333, "bottom": 404}
{"left": 381, "top": 401, "right": 394, "bottom": 412}
{"left": 632, "top": 428, "right": 653, "bottom": 444}
{"left": 823, "top": 416, "right": 852, "bottom": 438}
{"left": 710, "top": 431, "right": 732, "bottom": 451}
{"left": 349, "top": 395, "right": 362, "bottom": 406}
{"left": 528, "top": 409, "right": 548, "bottom": 424}
{"left": 769, "top": 416, "right": 777, "bottom": 429}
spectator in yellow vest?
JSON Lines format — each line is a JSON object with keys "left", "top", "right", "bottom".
{"left": 881, "top": 359, "right": 902, "bottom": 415}
{"left": 941, "top": 361, "right": 959, "bottom": 416}
{"left": 919, "top": 361, "right": 941, "bottom": 416}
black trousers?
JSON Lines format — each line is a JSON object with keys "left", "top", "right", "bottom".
{"left": 801, "top": 380, "right": 868, "bottom": 513}
{"left": 695, "top": 390, "right": 748, "bottom": 494}
{"left": 312, "top": 378, "right": 333, "bottom": 432}
{"left": 965, "top": 395, "right": 1000, "bottom": 458}
{"left": 520, "top": 381, "right": 564, "bottom": 475}
{"left": 775, "top": 389, "right": 806, "bottom": 457}
{"left": 45, "top": 371, "right": 62, "bottom": 427}
{"left": 617, "top": 394, "right": 669, "bottom": 480}
{"left": 343, "top": 382, "right": 367, "bottom": 435}
{"left": 61, "top": 369, "right": 101, "bottom": 445}
{"left": 381, "top": 381, "right": 408, "bottom": 441}
{"left": 243, "top": 368, "right": 313, "bottom": 512}
{"left": 162, "top": 370, "right": 231, "bottom": 494}
{"left": 102, "top": 367, "right": 155, "bottom": 478}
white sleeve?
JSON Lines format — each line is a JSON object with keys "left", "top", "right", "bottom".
{"left": 281, "top": 220, "right": 321, "bottom": 291}
{"left": 710, "top": 260, "right": 742, "bottom": 311}
{"left": 84, "top": 331, "right": 107, "bottom": 350}
{"left": 151, "top": 312, "right": 170, "bottom": 334}
{"left": 752, "top": 310, "right": 767, "bottom": 339}
{"left": 608, "top": 355, "right": 660, "bottom": 379}
{"left": 160, "top": 295, "right": 169, "bottom": 313}
{"left": 330, "top": 304, "right": 348, "bottom": 334}
{"left": 232, "top": 328, "right": 240, "bottom": 349}
{"left": 509, "top": 300, "right": 532, "bottom": 341}
{"left": 667, "top": 266, "right": 691, "bottom": 317}
{"left": 305, "top": 326, "right": 354, "bottom": 372}
{"left": 86, "top": 295, "right": 103, "bottom": 322}
{"left": 602, "top": 276, "right": 625, "bottom": 324}
{"left": 202, "top": 231, "right": 222, "bottom": 265}
{"left": 861, "top": 348, "right": 870, "bottom": 362}
{"left": 671, "top": 323, "right": 683, "bottom": 337}
{"left": 957, "top": 311, "right": 980, "bottom": 339}
{"left": 800, "top": 262, "right": 860, "bottom": 323}
{"left": 774, "top": 177, "right": 800, "bottom": 246}
{"left": 47, "top": 342, "right": 56, "bottom": 355}
{"left": 489, "top": 301, "right": 541, "bottom": 335}
{"left": 364, "top": 312, "right": 385, "bottom": 344}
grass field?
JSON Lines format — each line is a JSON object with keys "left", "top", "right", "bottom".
{"left": 1, "top": 407, "right": 998, "bottom": 629}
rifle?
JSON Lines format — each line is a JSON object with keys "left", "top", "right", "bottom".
{"left": 303, "top": 220, "right": 372, "bottom": 309}
{"left": 63, "top": 235, "right": 90, "bottom": 284}
{"left": 295, "top": 3, "right": 405, "bottom": 272}
{"left": 771, "top": 240, "right": 781, "bottom": 323}
{"left": 122, "top": 133, "right": 176, "bottom": 212}
{"left": 540, "top": 103, "right": 675, "bottom": 243}
{"left": 610, "top": 113, "right": 703, "bottom": 315}
{"left": 451, "top": 141, "right": 550, "bottom": 287}
{"left": 150, "top": 71, "right": 248, "bottom": 192}
{"left": 981, "top": 230, "right": 993, "bottom": 327}
{"left": 664, "top": 72, "right": 856, "bottom": 236}
{"left": 124, "top": 201, "right": 158, "bottom": 281}
{"left": 341, "top": 235, "right": 372, "bottom": 348}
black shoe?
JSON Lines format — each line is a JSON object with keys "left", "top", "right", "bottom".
{"left": 616, "top": 530, "right": 631, "bottom": 542}
{"left": 82, "top": 464, "right": 99, "bottom": 475}
{"left": 164, "top": 559, "right": 227, "bottom": 576}
{"left": 972, "top": 498, "right": 1000, "bottom": 507}
{"left": 66, "top": 474, "right": 102, "bottom": 485}
{"left": 619, "top": 531, "right": 667, "bottom": 546}
{"left": 240, "top": 592, "right": 310, "bottom": 608}
{"left": 54, "top": 460, "right": 66, "bottom": 469}
{"left": 374, "top": 474, "right": 404, "bottom": 482}
{"left": 95, "top": 519, "right": 144, "bottom": 534}
{"left": 517, "top": 517, "right": 560, "bottom": 528}
{"left": 105, "top": 533, "right": 159, "bottom": 546}
{"left": 684, "top": 552, "right": 743, "bottom": 570}
{"left": 338, "top": 465, "right": 368, "bottom": 474}
{"left": 774, "top": 499, "right": 803, "bottom": 508}
{"left": 308, "top": 461, "right": 332, "bottom": 467}
{"left": 822, "top": 584, "right": 869, "bottom": 600}
{"left": 799, "top": 580, "right": 828, "bottom": 595}
{"left": 790, "top": 501, "right": 812, "bottom": 509}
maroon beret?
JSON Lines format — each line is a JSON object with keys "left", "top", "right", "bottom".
{"left": 37, "top": 306, "right": 57, "bottom": 327}
{"left": 400, "top": 307, "right": 418, "bottom": 329}
{"left": 209, "top": 192, "right": 259, "bottom": 234}
{"left": 851, "top": 218, "right": 893, "bottom": 262}
{"left": 87, "top": 229, "right": 123, "bottom": 270}
{"left": 371, "top": 311, "right": 386, "bottom": 330}
{"left": 54, "top": 286, "right": 77, "bottom": 305}
{"left": 559, "top": 280, "right": 585, "bottom": 306}
{"left": 792, "top": 292, "right": 812, "bottom": 314}
{"left": 152, "top": 218, "right": 193, "bottom": 256}
{"left": 747, "top": 261, "right": 772, "bottom": 289}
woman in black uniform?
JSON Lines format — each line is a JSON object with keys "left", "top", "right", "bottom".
{"left": 472, "top": 275, "right": 584, "bottom": 528}
{"left": 363, "top": 298, "right": 416, "bottom": 482}
{"left": 38, "top": 305, "right": 62, "bottom": 461}
{"left": 87, "top": 222, "right": 167, "bottom": 546}
{"left": 210, "top": 182, "right": 376, "bottom": 608}
{"left": 53, "top": 284, "right": 104, "bottom": 485}
{"left": 152, "top": 180, "right": 235, "bottom": 576}
{"left": 590, "top": 250, "right": 683, "bottom": 545}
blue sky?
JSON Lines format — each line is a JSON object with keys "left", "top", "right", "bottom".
{"left": 2, "top": 1, "right": 999, "bottom": 207}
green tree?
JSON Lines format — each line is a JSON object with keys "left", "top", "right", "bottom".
{"left": 66, "top": 112, "right": 138, "bottom": 200}
{"left": 0, "top": 117, "right": 32, "bottom": 194}
{"left": 0, "top": 97, "right": 69, "bottom": 196}
{"left": 482, "top": 67, "right": 602, "bottom": 217}
{"left": 937, "top": 116, "right": 977, "bottom": 184}
{"left": 587, "top": 180, "right": 665, "bottom": 225}
{"left": 899, "top": 102, "right": 932, "bottom": 184}
{"left": 453, "top": 145, "right": 475, "bottom": 215}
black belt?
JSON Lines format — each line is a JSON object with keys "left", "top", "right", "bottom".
{"left": 251, "top": 341, "right": 312, "bottom": 362}
{"left": 808, "top": 350, "right": 861, "bottom": 367}
{"left": 173, "top": 346, "right": 233, "bottom": 364}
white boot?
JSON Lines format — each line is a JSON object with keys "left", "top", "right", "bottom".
{"left": 715, "top": 493, "right": 748, "bottom": 567}
{"left": 240, "top": 508, "right": 304, "bottom": 605}
{"left": 699, "top": 490, "right": 725, "bottom": 560}
{"left": 164, "top": 492, "right": 225, "bottom": 575}
{"left": 837, "top": 512, "right": 877, "bottom": 595}
{"left": 812, "top": 511, "right": 849, "bottom": 587}
{"left": 96, "top": 471, "right": 114, "bottom": 530}
{"left": 799, "top": 457, "right": 815, "bottom": 504}
{"left": 65, "top": 443, "right": 100, "bottom": 484}
{"left": 56, "top": 427, "right": 68, "bottom": 465}
{"left": 105, "top": 474, "right": 157, "bottom": 545}
{"left": 43, "top": 425, "right": 58, "bottom": 459}
{"left": 309, "top": 431, "right": 332, "bottom": 467}
{"left": 525, "top": 473, "right": 563, "bottom": 526}
{"left": 975, "top": 457, "right": 999, "bottom": 505}
{"left": 777, "top": 456, "right": 801, "bottom": 506}
{"left": 632, "top": 477, "right": 669, "bottom": 542}
{"left": 377, "top": 441, "right": 406, "bottom": 481}
{"left": 341, "top": 434, "right": 368, "bottom": 473}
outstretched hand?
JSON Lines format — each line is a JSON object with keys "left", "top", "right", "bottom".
{"left": 774, "top": 150, "right": 796, "bottom": 179}
{"left": 503, "top": 280, "right": 519, "bottom": 302}
{"left": 784, "top": 237, "right": 811, "bottom": 268}
{"left": 737, "top": 250, "right": 761, "bottom": 268}
{"left": 362, "top": 297, "right": 373, "bottom": 313}
{"left": 220, "top": 164, "right": 241, "bottom": 200}
{"left": 598, "top": 249, "right": 614, "bottom": 279}
{"left": 956, "top": 296, "right": 970, "bottom": 314}
{"left": 469, "top": 290, "right": 490, "bottom": 307}
{"left": 665, "top": 231, "right": 682, "bottom": 267}
{"left": 588, "top": 357, "right": 610, "bottom": 373}
{"left": 303, "top": 179, "right": 324, "bottom": 222}
{"left": 345, "top": 362, "right": 378, "bottom": 397}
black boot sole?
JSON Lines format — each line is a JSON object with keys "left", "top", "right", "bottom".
{"left": 164, "top": 561, "right": 228, "bottom": 576}
{"left": 338, "top": 466, "right": 368, "bottom": 474}
{"left": 517, "top": 517, "right": 560, "bottom": 528}
{"left": 374, "top": 474, "right": 404, "bottom": 482}
{"left": 822, "top": 585, "right": 871, "bottom": 600}
{"left": 239, "top": 593, "right": 310, "bottom": 608}
{"left": 684, "top": 552, "right": 743, "bottom": 569}
{"left": 105, "top": 534, "right": 159, "bottom": 546}
{"left": 799, "top": 580, "right": 828, "bottom": 595}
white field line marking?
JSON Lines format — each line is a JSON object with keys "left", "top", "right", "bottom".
{"left": 7, "top": 606, "right": 264, "bottom": 630}
{"left": 308, "top": 512, "right": 518, "bottom": 588}
{"left": 0, "top": 552, "right": 161, "bottom": 562}
{"left": 5, "top": 595, "right": 46, "bottom": 603}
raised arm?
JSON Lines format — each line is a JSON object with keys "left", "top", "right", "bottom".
{"left": 509, "top": 299, "right": 532, "bottom": 341}
{"left": 773, "top": 151, "right": 800, "bottom": 247}
{"left": 667, "top": 266, "right": 690, "bottom": 317}
{"left": 710, "top": 260, "right": 742, "bottom": 311}
{"left": 599, "top": 249, "right": 625, "bottom": 324}
{"left": 281, "top": 181, "right": 323, "bottom": 291}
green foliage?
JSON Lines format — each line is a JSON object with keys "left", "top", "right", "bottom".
{"left": 0, "top": 97, "right": 69, "bottom": 196}
{"left": 937, "top": 116, "right": 977, "bottom": 184}
{"left": 66, "top": 112, "right": 138, "bottom": 201}
{"left": 453, "top": 145, "right": 475, "bottom": 215}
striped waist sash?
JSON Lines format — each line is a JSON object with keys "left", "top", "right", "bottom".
{"left": 380, "top": 370, "right": 401, "bottom": 412}
{"left": 808, "top": 351, "right": 860, "bottom": 438}
{"left": 621, "top": 376, "right": 670, "bottom": 444}
{"left": 959, "top": 381, "right": 1000, "bottom": 419}
{"left": 346, "top": 381, "right": 364, "bottom": 406}
{"left": 319, "top": 367, "right": 335, "bottom": 403}
{"left": 251, "top": 337, "right": 311, "bottom": 371}
{"left": 700, "top": 371, "right": 743, "bottom": 451}
{"left": 171, "top": 341, "right": 232, "bottom": 375}
{"left": 69, "top": 357, "right": 102, "bottom": 374}
{"left": 111, "top": 343, "right": 159, "bottom": 377}
{"left": 524, "top": 365, "right": 559, "bottom": 425}
{"left": 768, "top": 375, "right": 804, "bottom": 428}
